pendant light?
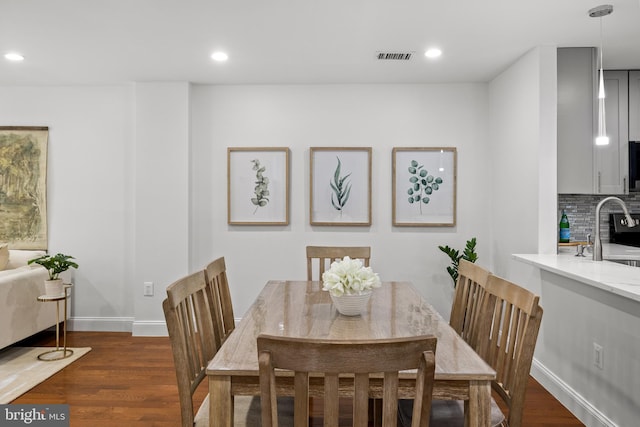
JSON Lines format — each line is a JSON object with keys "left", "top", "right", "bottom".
{"left": 589, "top": 4, "right": 613, "bottom": 146}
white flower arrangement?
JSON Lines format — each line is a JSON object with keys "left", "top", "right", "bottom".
{"left": 321, "top": 256, "right": 381, "bottom": 297}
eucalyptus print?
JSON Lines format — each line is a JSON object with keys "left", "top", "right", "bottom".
{"left": 406, "top": 160, "right": 443, "bottom": 214}
{"left": 250, "top": 159, "right": 269, "bottom": 214}
{"left": 330, "top": 156, "right": 351, "bottom": 215}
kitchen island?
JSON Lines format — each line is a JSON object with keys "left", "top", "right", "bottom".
{"left": 511, "top": 243, "right": 640, "bottom": 427}
{"left": 514, "top": 243, "right": 640, "bottom": 302}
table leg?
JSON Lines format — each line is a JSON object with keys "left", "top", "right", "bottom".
{"left": 63, "top": 292, "right": 68, "bottom": 355}
{"left": 465, "top": 380, "right": 491, "bottom": 427}
{"left": 55, "top": 300, "right": 60, "bottom": 350}
{"left": 209, "top": 375, "right": 232, "bottom": 427}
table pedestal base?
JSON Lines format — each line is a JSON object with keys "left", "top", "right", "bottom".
{"left": 38, "top": 348, "right": 74, "bottom": 361}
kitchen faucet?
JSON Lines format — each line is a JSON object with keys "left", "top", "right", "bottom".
{"left": 593, "top": 196, "right": 636, "bottom": 261}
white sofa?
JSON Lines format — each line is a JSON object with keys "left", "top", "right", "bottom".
{"left": 0, "top": 250, "right": 63, "bottom": 350}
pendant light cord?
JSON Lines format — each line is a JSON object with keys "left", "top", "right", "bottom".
{"left": 588, "top": 4, "right": 613, "bottom": 145}
{"left": 597, "top": 15, "right": 607, "bottom": 140}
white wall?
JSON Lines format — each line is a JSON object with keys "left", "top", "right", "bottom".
{"left": 0, "top": 61, "right": 553, "bottom": 329}
{"left": 0, "top": 82, "right": 493, "bottom": 330}
{"left": 0, "top": 85, "right": 135, "bottom": 327}
{"left": 488, "top": 46, "right": 558, "bottom": 278}
{"left": 132, "top": 82, "right": 191, "bottom": 335}
{"left": 190, "top": 84, "right": 492, "bottom": 317}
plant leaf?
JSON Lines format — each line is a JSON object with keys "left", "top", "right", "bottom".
{"left": 439, "top": 238, "right": 478, "bottom": 287}
{"left": 250, "top": 159, "right": 270, "bottom": 213}
{"left": 330, "top": 156, "right": 352, "bottom": 212}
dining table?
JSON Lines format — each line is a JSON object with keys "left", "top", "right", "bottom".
{"left": 206, "top": 280, "right": 496, "bottom": 427}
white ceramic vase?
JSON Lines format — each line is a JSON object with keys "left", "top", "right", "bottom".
{"left": 330, "top": 290, "right": 372, "bottom": 316}
{"left": 44, "top": 279, "right": 64, "bottom": 296}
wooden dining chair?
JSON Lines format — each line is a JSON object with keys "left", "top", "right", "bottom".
{"left": 204, "top": 256, "right": 235, "bottom": 344}
{"left": 258, "top": 334, "right": 437, "bottom": 427}
{"left": 306, "top": 246, "right": 371, "bottom": 280}
{"left": 478, "top": 274, "right": 543, "bottom": 427}
{"left": 163, "top": 270, "right": 217, "bottom": 427}
{"left": 164, "top": 269, "right": 261, "bottom": 427}
{"left": 448, "top": 260, "right": 491, "bottom": 349}
{"left": 428, "top": 274, "right": 544, "bottom": 427}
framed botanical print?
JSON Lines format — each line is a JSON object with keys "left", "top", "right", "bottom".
{"left": 0, "top": 126, "right": 49, "bottom": 249}
{"left": 392, "top": 147, "right": 457, "bottom": 227}
{"left": 227, "top": 147, "right": 289, "bottom": 225}
{"left": 310, "top": 147, "right": 371, "bottom": 226}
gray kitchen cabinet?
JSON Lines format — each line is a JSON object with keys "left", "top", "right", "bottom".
{"left": 557, "top": 47, "right": 629, "bottom": 194}
{"left": 557, "top": 47, "right": 595, "bottom": 194}
{"left": 595, "top": 70, "right": 628, "bottom": 194}
{"left": 630, "top": 70, "right": 640, "bottom": 141}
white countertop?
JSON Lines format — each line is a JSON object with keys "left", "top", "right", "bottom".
{"left": 514, "top": 244, "right": 640, "bottom": 303}
{"left": 598, "top": 243, "right": 640, "bottom": 260}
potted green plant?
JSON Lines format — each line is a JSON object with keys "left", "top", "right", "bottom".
{"left": 438, "top": 238, "right": 478, "bottom": 287}
{"left": 28, "top": 253, "right": 79, "bottom": 296}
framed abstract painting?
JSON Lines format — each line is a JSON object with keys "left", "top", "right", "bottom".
{"left": 0, "top": 126, "right": 49, "bottom": 249}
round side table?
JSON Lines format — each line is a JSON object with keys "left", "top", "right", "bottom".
{"left": 36, "top": 284, "right": 74, "bottom": 361}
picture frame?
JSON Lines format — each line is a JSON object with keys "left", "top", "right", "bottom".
{"left": 227, "top": 147, "right": 289, "bottom": 225}
{"left": 392, "top": 147, "right": 457, "bottom": 227}
{"left": 310, "top": 147, "right": 372, "bottom": 226}
{"left": 0, "top": 126, "right": 49, "bottom": 249}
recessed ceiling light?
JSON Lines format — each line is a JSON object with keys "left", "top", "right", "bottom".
{"left": 4, "top": 52, "right": 24, "bottom": 61}
{"left": 424, "top": 48, "right": 442, "bottom": 59}
{"left": 211, "top": 51, "right": 228, "bottom": 62}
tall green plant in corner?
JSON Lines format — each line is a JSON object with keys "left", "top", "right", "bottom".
{"left": 438, "top": 237, "right": 478, "bottom": 287}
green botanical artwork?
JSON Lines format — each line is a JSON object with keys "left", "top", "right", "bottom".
{"left": 406, "top": 160, "right": 443, "bottom": 214}
{"left": 250, "top": 159, "right": 269, "bottom": 214}
{"left": 0, "top": 127, "right": 48, "bottom": 249}
{"left": 330, "top": 157, "right": 351, "bottom": 216}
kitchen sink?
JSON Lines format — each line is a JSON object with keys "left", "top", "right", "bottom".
{"left": 606, "top": 259, "right": 640, "bottom": 267}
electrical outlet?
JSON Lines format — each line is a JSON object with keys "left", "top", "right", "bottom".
{"left": 144, "top": 281, "right": 154, "bottom": 297}
{"left": 593, "top": 342, "right": 604, "bottom": 369}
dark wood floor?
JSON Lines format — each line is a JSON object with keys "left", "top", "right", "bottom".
{"left": 11, "top": 331, "right": 584, "bottom": 426}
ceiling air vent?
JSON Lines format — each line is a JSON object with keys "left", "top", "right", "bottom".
{"left": 376, "top": 52, "right": 414, "bottom": 61}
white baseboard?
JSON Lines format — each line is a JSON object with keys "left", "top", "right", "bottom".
{"left": 68, "top": 316, "right": 246, "bottom": 337}
{"left": 69, "top": 316, "right": 169, "bottom": 336}
{"left": 131, "top": 320, "right": 168, "bottom": 336}
{"left": 130, "top": 318, "right": 244, "bottom": 337}
{"left": 68, "top": 317, "right": 134, "bottom": 333}
{"left": 531, "top": 358, "right": 618, "bottom": 427}
{"left": 65, "top": 317, "right": 176, "bottom": 336}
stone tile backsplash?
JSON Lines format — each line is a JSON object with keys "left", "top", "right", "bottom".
{"left": 558, "top": 193, "right": 640, "bottom": 243}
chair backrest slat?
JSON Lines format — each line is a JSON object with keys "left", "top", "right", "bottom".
{"left": 449, "top": 260, "right": 491, "bottom": 349}
{"left": 204, "top": 257, "right": 235, "bottom": 345}
{"left": 306, "top": 246, "right": 371, "bottom": 281}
